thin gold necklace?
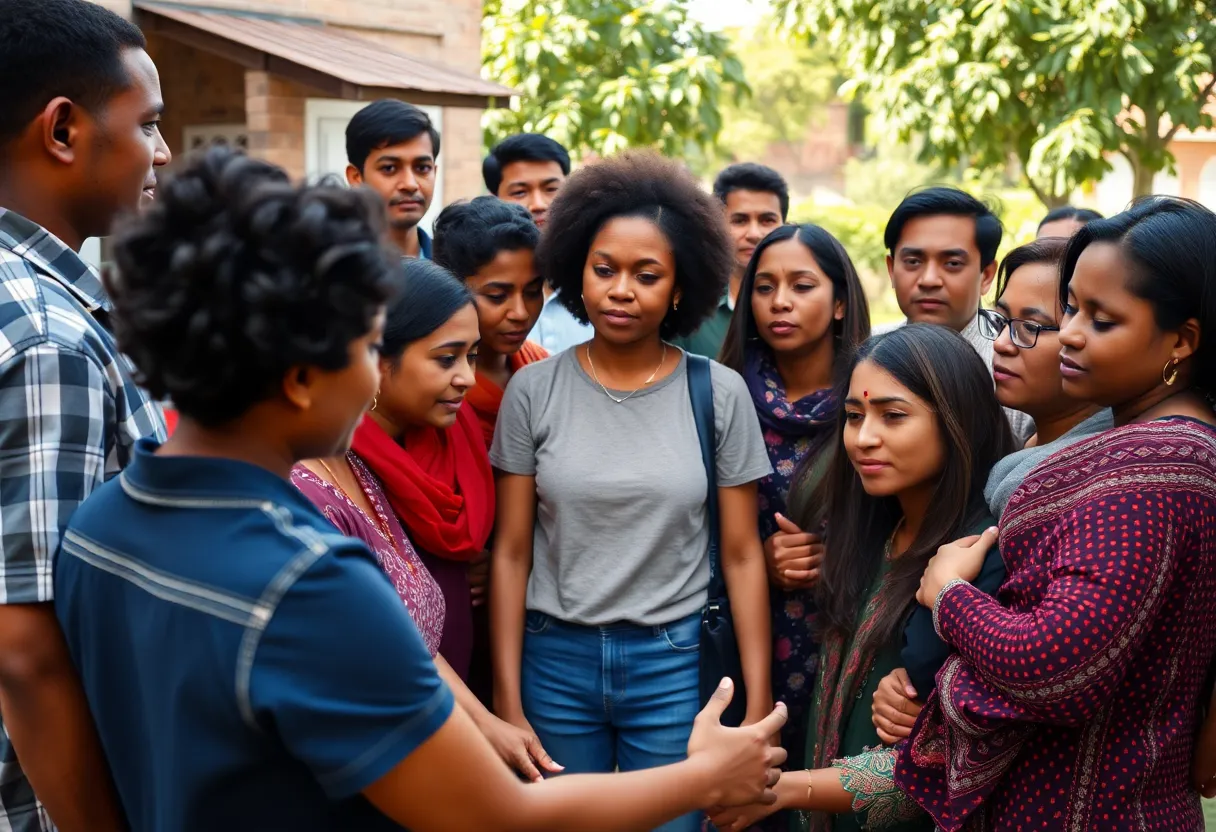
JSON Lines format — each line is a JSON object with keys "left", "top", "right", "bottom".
{"left": 315, "top": 457, "right": 414, "bottom": 572}
{"left": 585, "top": 342, "right": 668, "bottom": 404}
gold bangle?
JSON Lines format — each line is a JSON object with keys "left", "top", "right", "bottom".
{"left": 805, "top": 768, "right": 814, "bottom": 805}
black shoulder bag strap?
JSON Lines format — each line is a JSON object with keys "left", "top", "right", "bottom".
{"left": 687, "top": 354, "right": 747, "bottom": 727}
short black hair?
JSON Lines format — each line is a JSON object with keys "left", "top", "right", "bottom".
{"left": 345, "top": 99, "right": 441, "bottom": 171}
{"left": 884, "top": 186, "right": 1003, "bottom": 268}
{"left": 107, "top": 146, "right": 395, "bottom": 427}
{"left": 713, "top": 163, "right": 790, "bottom": 221}
{"left": 432, "top": 196, "right": 540, "bottom": 279}
{"left": 994, "top": 236, "right": 1069, "bottom": 299}
{"left": 381, "top": 259, "right": 475, "bottom": 362}
{"left": 0, "top": 0, "right": 147, "bottom": 147}
{"left": 1038, "top": 205, "right": 1103, "bottom": 230}
{"left": 538, "top": 150, "right": 735, "bottom": 340}
{"left": 483, "top": 134, "right": 571, "bottom": 194}
{"left": 1060, "top": 196, "right": 1216, "bottom": 395}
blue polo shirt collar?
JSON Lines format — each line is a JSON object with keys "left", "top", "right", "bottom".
{"left": 120, "top": 439, "right": 311, "bottom": 509}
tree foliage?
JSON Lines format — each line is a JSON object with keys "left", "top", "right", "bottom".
{"left": 710, "top": 29, "right": 839, "bottom": 165}
{"left": 774, "top": 0, "right": 1216, "bottom": 206}
{"left": 482, "top": 0, "right": 748, "bottom": 159}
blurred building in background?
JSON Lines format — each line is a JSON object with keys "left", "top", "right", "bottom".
{"left": 91, "top": 0, "right": 512, "bottom": 235}
{"left": 1094, "top": 101, "right": 1216, "bottom": 215}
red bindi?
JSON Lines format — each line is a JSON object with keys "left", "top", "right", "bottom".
{"left": 863, "top": 390, "right": 869, "bottom": 398}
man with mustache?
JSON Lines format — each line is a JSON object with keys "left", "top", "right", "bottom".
{"left": 0, "top": 1, "right": 171, "bottom": 829}
{"left": 346, "top": 100, "right": 439, "bottom": 259}
{"left": 883, "top": 187, "right": 1035, "bottom": 440}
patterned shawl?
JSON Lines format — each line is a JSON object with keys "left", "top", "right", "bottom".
{"left": 744, "top": 349, "right": 836, "bottom": 540}
{"left": 804, "top": 555, "right": 898, "bottom": 832}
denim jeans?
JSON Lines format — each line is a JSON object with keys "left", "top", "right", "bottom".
{"left": 522, "top": 610, "right": 703, "bottom": 832}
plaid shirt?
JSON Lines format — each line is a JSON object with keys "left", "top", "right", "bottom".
{"left": 0, "top": 209, "right": 165, "bottom": 831}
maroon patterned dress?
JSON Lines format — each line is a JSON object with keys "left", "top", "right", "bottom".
{"left": 894, "top": 417, "right": 1216, "bottom": 831}
{"left": 292, "top": 456, "right": 446, "bottom": 657}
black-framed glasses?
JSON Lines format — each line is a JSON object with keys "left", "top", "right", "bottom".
{"left": 977, "top": 307, "right": 1059, "bottom": 350}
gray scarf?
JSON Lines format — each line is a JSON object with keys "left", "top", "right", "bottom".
{"left": 985, "top": 409, "right": 1115, "bottom": 520}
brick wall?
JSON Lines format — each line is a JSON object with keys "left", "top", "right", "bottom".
{"left": 146, "top": 38, "right": 247, "bottom": 160}
{"left": 94, "top": 0, "right": 489, "bottom": 200}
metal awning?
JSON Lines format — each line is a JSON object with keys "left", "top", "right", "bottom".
{"left": 135, "top": 2, "right": 515, "bottom": 109}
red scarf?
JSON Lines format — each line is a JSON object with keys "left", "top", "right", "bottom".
{"left": 351, "top": 410, "right": 494, "bottom": 562}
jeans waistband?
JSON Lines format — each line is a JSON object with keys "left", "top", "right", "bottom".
{"left": 529, "top": 610, "right": 700, "bottom": 636}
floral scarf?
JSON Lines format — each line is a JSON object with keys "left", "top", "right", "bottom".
{"left": 744, "top": 349, "right": 836, "bottom": 540}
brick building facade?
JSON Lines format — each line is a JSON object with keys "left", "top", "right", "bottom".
{"left": 93, "top": 0, "right": 510, "bottom": 219}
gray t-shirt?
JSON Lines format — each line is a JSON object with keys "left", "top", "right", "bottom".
{"left": 490, "top": 350, "right": 771, "bottom": 626}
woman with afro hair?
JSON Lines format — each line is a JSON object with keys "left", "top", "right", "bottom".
{"left": 490, "top": 150, "right": 775, "bottom": 831}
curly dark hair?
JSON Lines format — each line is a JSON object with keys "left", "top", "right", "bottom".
{"left": 537, "top": 150, "right": 734, "bottom": 339}
{"left": 106, "top": 146, "right": 395, "bottom": 427}
{"left": 432, "top": 196, "right": 540, "bottom": 279}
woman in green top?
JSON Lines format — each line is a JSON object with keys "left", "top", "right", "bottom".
{"left": 713, "top": 324, "right": 1017, "bottom": 832}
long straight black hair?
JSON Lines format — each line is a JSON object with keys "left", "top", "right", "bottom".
{"left": 719, "top": 223, "right": 871, "bottom": 380}
{"left": 807, "top": 324, "right": 1017, "bottom": 648}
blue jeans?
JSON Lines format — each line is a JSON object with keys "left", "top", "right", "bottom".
{"left": 522, "top": 610, "right": 703, "bottom": 832}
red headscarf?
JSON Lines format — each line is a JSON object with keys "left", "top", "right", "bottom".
{"left": 351, "top": 409, "right": 494, "bottom": 562}
{"left": 465, "top": 341, "right": 549, "bottom": 449}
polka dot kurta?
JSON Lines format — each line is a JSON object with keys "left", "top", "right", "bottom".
{"left": 895, "top": 417, "right": 1216, "bottom": 831}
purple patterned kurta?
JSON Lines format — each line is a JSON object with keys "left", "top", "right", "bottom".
{"left": 292, "top": 456, "right": 446, "bottom": 657}
{"left": 897, "top": 417, "right": 1216, "bottom": 831}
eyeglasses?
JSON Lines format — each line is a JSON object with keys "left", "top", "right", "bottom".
{"left": 977, "top": 307, "right": 1060, "bottom": 350}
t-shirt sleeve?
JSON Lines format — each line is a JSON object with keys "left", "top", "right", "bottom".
{"left": 489, "top": 365, "right": 537, "bottom": 476}
{"left": 249, "top": 542, "right": 454, "bottom": 800}
{"left": 709, "top": 362, "right": 772, "bottom": 488}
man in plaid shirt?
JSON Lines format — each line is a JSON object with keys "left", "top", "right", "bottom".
{"left": 0, "top": 2, "right": 171, "bottom": 829}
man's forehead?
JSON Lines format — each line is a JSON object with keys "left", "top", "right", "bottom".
{"left": 897, "top": 214, "right": 979, "bottom": 254}
{"left": 502, "top": 158, "right": 564, "bottom": 182}
{"left": 114, "top": 47, "right": 162, "bottom": 105}
{"left": 371, "top": 134, "right": 434, "bottom": 162}
{"left": 726, "top": 189, "right": 782, "bottom": 213}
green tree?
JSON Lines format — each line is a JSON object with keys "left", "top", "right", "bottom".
{"left": 773, "top": 0, "right": 1216, "bottom": 207}
{"left": 711, "top": 29, "right": 838, "bottom": 165}
{"left": 482, "top": 0, "right": 748, "bottom": 158}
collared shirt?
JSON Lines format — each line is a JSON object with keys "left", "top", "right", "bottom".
{"left": 527, "top": 290, "right": 593, "bottom": 354}
{"left": 672, "top": 293, "right": 734, "bottom": 359}
{"left": 54, "top": 442, "right": 454, "bottom": 831}
{"left": 0, "top": 209, "right": 165, "bottom": 831}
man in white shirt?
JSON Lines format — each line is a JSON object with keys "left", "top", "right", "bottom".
{"left": 882, "top": 187, "right": 1036, "bottom": 442}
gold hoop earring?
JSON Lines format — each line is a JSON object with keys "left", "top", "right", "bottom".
{"left": 371, "top": 392, "right": 380, "bottom": 411}
{"left": 1163, "top": 358, "right": 1180, "bottom": 386}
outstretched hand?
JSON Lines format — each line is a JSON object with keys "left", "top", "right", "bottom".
{"left": 687, "top": 679, "right": 788, "bottom": 808}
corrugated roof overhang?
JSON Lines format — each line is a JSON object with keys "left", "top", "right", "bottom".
{"left": 135, "top": 2, "right": 515, "bottom": 109}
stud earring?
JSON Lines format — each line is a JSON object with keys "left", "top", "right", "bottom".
{"left": 1163, "top": 357, "right": 1180, "bottom": 386}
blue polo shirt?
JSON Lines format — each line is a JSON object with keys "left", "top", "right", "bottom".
{"left": 54, "top": 440, "right": 453, "bottom": 831}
